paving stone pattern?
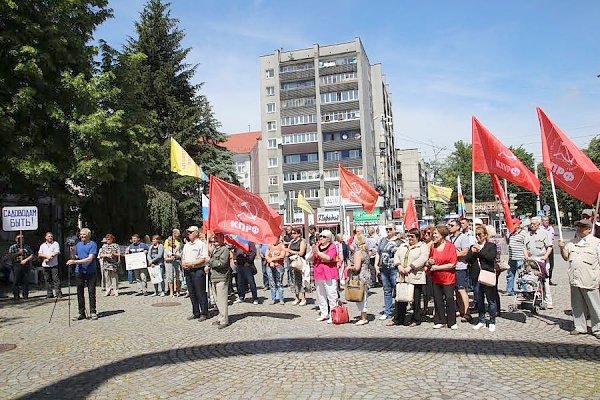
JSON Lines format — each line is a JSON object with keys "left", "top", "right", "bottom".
{"left": 0, "top": 240, "right": 599, "bottom": 399}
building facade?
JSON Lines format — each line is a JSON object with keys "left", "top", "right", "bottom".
{"left": 222, "top": 131, "right": 261, "bottom": 193}
{"left": 257, "top": 38, "right": 397, "bottom": 231}
{"left": 396, "top": 148, "right": 428, "bottom": 218}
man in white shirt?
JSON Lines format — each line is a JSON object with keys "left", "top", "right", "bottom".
{"left": 38, "top": 232, "right": 61, "bottom": 298}
{"left": 541, "top": 216, "right": 557, "bottom": 285}
{"left": 181, "top": 226, "right": 210, "bottom": 321}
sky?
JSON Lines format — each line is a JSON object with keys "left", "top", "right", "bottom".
{"left": 94, "top": 0, "right": 600, "bottom": 162}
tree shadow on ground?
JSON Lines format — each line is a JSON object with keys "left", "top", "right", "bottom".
{"left": 16, "top": 336, "right": 600, "bottom": 400}
{"left": 228, "top": 311, "right": 300, "bottom": 323}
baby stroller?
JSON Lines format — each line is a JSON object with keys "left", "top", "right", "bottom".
{"left": 508, "top": 259, "right": 546, "bottom": 315}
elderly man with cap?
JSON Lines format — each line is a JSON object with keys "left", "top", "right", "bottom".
{"left": 558, "top": 219, "right": 600, "bottom": 338}
{"left": 504, "top": 217, "right": 527, "bottom": 296}
{"left": 524, "top": 216, "right": 554, "bottom": 308}
{"left": 181, "top": 226, "right": 210, "bottom": 321}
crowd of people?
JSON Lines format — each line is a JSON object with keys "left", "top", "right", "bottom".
{"left": 2, "top": 213, "right": 599, "bottom": 337}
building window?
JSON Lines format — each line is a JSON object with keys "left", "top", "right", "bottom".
{"left": 281, "top": 80, "right": 315, "bottom": 91}
{"left": 283, "top": 170, "right": 320, "bottom": 182}
{"left": 268, "top": 175, "right": 279, "bottom": 185}
{"left": 266, "top": 102, "right": 276, "bottom": 113}
{"left": 324, "top": 149, "right": 362, "bottom": 161}
{"left": 281, "top": 97, "right": 316, "bottom": 109}
{"left": 326, "top": 187, "right": 340, "bottom": 197}
{"left": 281, "top": 114, "right": 317, "bottom": 127}
{"left": 320, "top": 89, "right": 359, "bottom": 104}
{"left": 265, "top": 69, "right": 274, "bottom": 78}
{"left": 322, "top": 130, "right": 361, "bottom": 142}
{"left": 323, "top": 167, "right": 362, "bottom": 180}
{"left": 281, "top": 132, "right": 318, "bottom": 145}
{"left": 266, "top": 86, "right": 275, "bottom": 96}
{"left": 268, "top": 157, "right": 278, "bottom": 168}
{"left": 319, "top": 55, "right": 357, "bottom": 68}
{"left": 284, "top": 153, "right": 318, "bottom": 164}
{"left": 267, "top": 139, "right": 278, "bottom": 149}
{"left": 269, "top": 193, "right": 279, "bottom": 204}
{"left": 235, "top": 162, "right": 246, "bottom": 174}
{"left": 321, "top": 109, "right": 360, "bottom": 123}
{"left": 304, "top": 188, "right": 319, "bottom": 198}
{"left": 280, "top": 62, "right": 314, "bottom": 73}
{"left": 319, "top": 72, "right": 358, "bottom": 85}
{"left": 267, "top": 121, "right": 276, "bottom": 131}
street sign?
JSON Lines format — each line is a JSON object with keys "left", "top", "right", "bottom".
{"left": 2, "top": 206, "right": 38, "bottom": 231}
{"left": 537, "top": 210, "right": 545, "bottom": 216}
{"left": 543, "top": 204, "right": 550, "bottom": 212}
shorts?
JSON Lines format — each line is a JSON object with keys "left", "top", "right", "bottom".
{"left": 455, "top": 269, "right": 470, "bottom": 290}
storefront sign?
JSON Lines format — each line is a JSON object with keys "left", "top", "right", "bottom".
{"left": 317, "top": 209, "right": 340, "bottom": 224}
{"left": 353, "top": 210, "right": 380, "bottom": 223}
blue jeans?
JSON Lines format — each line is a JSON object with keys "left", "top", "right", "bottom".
{"left": 128, "top": 269, "right": 134, "bottom": 284}
{"left": 477, "top": 283, "right": 498, "bottom": 324}
{"left": 266, "top": 265, "right": 284, "bottom": 302}
{"left": 380, "top": 267, "right": 397, "bottom": 317}
{"left": 506, "top": 259, "right": 523, "bottom": 295}
{"left": 237, "top": 266, "right": 258, "bottom": 301}
{"left": 262, "top": 262, "right": 270, "bottom": 290}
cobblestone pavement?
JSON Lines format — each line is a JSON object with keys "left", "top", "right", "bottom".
{"left": 1, "top": 234, "right": 599, "bottom": 399}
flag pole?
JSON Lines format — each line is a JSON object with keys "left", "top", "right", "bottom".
{"left": 471, "top": 171, "right": 476, "bottom": 222}
{"left": 593, "top": 192, "right": 600, "bottom": 236}
{"left": 548, "top": 171, "right": 563, "bottom": 241}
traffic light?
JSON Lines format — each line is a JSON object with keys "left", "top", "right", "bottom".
{"left": 509, "top": 193, "right": 518, "bottom": 212}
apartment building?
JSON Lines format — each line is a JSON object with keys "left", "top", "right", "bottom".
{"left": 257, "top": 38, "right": 398, "bottom": 231}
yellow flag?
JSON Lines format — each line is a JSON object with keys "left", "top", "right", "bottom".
{"left": 427, "top": 183, "right": 453, "bottom": 203}
{"left": 170, "top": 137, "right": 207, "bottom": 180}
{"left": 296, "top": 192, "right": 314, "bottom": 214}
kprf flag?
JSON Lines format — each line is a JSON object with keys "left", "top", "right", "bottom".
{"left": 208, "top": 176, "right": 282, "bottom": 244}
{"left": 472, "top": 117, "right": 540, "bottom": 195}
{"left": 537, "top": 107, "right": 600, "bottom": 205}
{"left": 403, "top": 195, "right": 418, "bottom": 230}
{"left": 339, "top": 164, "right": 378, "bottom": 213}
{"left": 170, "top": 137, "right": 208, "bottom": 181}
{"left": 457, "top": 176, "right": 466, "bottom": 217}
{"left": 427, "top": 184, "right": 453, "bottom": 203}
{"left": 491, "top": 174, "right": 515, "bottom": 233}
{"left": 296, "top": 192, "right": 314, "bottom": 214}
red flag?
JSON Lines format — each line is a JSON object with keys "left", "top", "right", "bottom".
{"left": 208, "top": 176, "right": 282, "bottom": 244}
{"left": 339, "top": 164, "right": 378, "bottom": 213}
{"left": 537, "top": 107, "right": 600, "bottom": 205}
{"left": 403, "top": 195, "right": 418, "bottom": 230}
{"left": 472, "top": 116, "right": 540, "bottom": 195}
{"left": 491, "top": 174, "right": 515, "bottom": 233}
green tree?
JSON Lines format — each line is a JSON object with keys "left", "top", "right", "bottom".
{"left": 0, "top": 0, "right": 111, "bottom": 198}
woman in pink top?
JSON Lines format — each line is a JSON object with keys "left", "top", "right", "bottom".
{"left": 312, "top": 230, "right": 339, "bottom": 323}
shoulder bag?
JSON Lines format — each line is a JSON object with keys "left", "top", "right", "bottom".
{"left": 395, "top": 246, "right": 414, "bottom": 302}
{"left": 345, "top": 274, "right": 365, "bottom": 302}
{"left": 331, "top": 300, "right": 349, "bottom": 324}
{"left": 477, "top": 257, "right": 497, "bottom": 287}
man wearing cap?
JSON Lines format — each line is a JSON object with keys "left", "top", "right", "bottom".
{"left": 558, "top": 219, "right": 600, "bottom": 338}
{"left": 181, "top": 226, "right": 210, "bottom": 321}
{"left": 524, "top": 216, "right": 554, "bottom": 308}
{"left": 505, "top": 217, "right": 526, "bottom": 296}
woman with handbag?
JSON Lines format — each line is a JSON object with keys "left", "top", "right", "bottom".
{"left": 312, "top": 230, "right": 339, "bottom": 323}
{"left": 465, "top": 225, "right": 498, "bottom": 332}
{"left": 287, "top": 229, "right": 308, "bottom": 306}
{"left": 425, "top": 225, "right": 458, "bottom": 329}
{"left": 389, "top": 228, "right": 429, "bottom": 326}
{"left": 346, "top": 233, "right": 371, "bottom": 325}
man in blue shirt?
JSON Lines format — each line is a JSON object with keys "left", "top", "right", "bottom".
{"left": 66, "top": 228, "right": 98, "bottom": 320}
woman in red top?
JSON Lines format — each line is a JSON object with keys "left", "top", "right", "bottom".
{"left": 426, "top": 225, "right": 458, "bottom": 329}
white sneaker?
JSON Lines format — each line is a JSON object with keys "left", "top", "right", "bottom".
{"left": 316, "top": 315, "right": 328, "bottom": 322}
{"left": 473, "top": 322, "right": 485, "bottom": 330}
{"left": 253, "top": 300, "right": 259, "bottom": 305}
{"left": 159, "top": 292, "right": 165, "bottom": 297}
{"left": 488, "top": 324, "right": 496, "bottom": 332}
{"left": 233, "top": 298, "right": 243, "bottom": 304}
{"left": 450, "top": 324, "right": 458, "bottom": 330}
{"left": 432, "top": 324, "right": 444, "bottom": 329}
{"left": 355, "top": 319, "right": 369, "bottom": 326}
{"left": 298, "top": 300, "right": 307, "bottom": 306}
{"left": 292, "top": 299, "right": 300, "bottom": 305}
{"left": 327, "top": 318, "right": 333, "bottom": 324}
{"left": 149, "top": 293, "right": 157, "bottom": 297}
{"left": 378, "top": 314, "right": 388, "bottom": 320}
